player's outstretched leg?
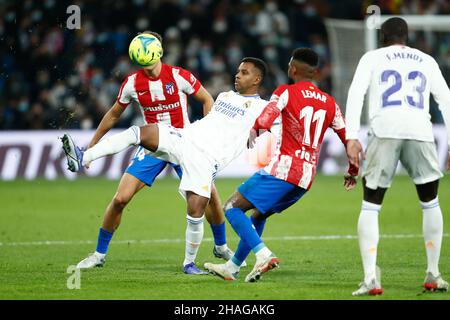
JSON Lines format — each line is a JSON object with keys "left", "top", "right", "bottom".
{"left": 61, "top": 125, "right": 160, "bottom": 172}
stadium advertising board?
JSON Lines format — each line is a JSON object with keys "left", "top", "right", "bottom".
{"left": 0, "top": 126, "right": 448, "bottom": 180}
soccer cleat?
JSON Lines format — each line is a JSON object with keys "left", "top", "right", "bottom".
{"left": 352, "top": 279, "right": 384, "bottom": 296}
{"left": 76, "top": 252, "right": 106, "bottom": 269}
{"left": 61, "top": 133, "right": 84, "bottom": 172}
{"left": 423, "top": 272, "right": 449, "bottom": 292}
{"left": 244, "top": 255, "right": 280, "bottom": 283}
{"left": 213, "top": 246, "right": 247, "bottom": 267}
{"left": 204, "top": 262, "right": 238, "bottom": 281}
{"left": 183, "top": 262, "right": 208, "bottom": 275}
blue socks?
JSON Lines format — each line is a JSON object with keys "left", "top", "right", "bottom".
{"left": 225, "top": 208, "right": 265, "bottom": 264}
{"left": 210, "top": 222, "right": 227, "bottom": 246}
{"left": 96, "top": 227, "right": 113, "bottom": 254}
{"left": 232, "top": 215, "right": 266, "bottom": 266}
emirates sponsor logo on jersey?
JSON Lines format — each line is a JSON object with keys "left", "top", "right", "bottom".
{"left": 165, "top": 82, "right": 175, "bottom": 95}
{"left": 215, "top": 100, "right": 246, "bottom": 118}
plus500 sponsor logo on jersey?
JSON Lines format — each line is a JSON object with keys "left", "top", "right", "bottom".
{"left": 142, "top": 101, "right": 180, "bottom": 112}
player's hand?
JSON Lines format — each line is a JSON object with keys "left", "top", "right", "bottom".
{"left": 346, "top": 139, "right": 365, "bottom": 169}
{"left": 343, "top": 173, "right": 357, "bottom": 191}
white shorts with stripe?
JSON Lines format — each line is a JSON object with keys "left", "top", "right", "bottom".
{"left": 362, "top": 131, "right": 443, "bottom": 190}
{"left": 153, "top": 123, "right": 218, "bottom": 199}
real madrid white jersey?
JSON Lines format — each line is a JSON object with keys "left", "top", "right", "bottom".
{"left": 184, "top": 90, "right": 268, "bottom": 170}
{"left": 345, "top": 45, "right": 450, "bottom": 147}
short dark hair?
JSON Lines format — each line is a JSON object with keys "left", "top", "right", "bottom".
{"left": 291, "top": 48, "right": 319, "bottom": 67}
{"left": 381, "top": 17, "right": 408, "bottom": 43}
{"left": 141, "top": 30, "right": 163, "bottom": 43}
{"left": 240, "top": 57, "right": 268, "bottom": 82}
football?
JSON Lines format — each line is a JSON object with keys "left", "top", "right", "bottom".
{"left": 128, "top": 34, "right": 163, "bottom": 67}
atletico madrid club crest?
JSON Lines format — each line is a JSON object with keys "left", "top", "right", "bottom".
{"left": 165, "top": 82, "right": 175, "bottom": 95}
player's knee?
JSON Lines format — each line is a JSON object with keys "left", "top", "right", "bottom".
{"left": 223, "top": 200, "right": 234, "bottom": 212}
{"left": 112, "top": 194, "right": 130, "bottom": 211}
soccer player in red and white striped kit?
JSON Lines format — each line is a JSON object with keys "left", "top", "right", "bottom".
{"left": 75, "top": 31, "right": 237, "bottom": 274}
{"left": 204, "top": 48, "right": 358, "bottom": 282}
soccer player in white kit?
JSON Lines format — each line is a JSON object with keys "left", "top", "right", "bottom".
{"left": 61, "top": 57, "right": 269, "bottom": 274}
{"left": 345, "top": 17, "right": 450, "bottom": 295}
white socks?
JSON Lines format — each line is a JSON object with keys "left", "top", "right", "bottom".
{"left": 420, "top": 197, "right": 443, "bottom": 277}
{"left": 225, "top": 259, "right": 241, "bottom": 274}
{"left": 94, "top": 251, "right": 106, "bottom": 259}
{"left": 183, "top": 215, "right": 204, "bottom": 266}
{"left": 357, "top": 200, "right": 381, "bottom": 283}
{"left": 255, "top": 246, "right": 272, "bottom": 262}
{"left": 83, "top": 126, "right": 141, "bottom": 165}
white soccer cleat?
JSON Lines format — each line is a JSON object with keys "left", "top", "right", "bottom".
{"left": 423, "top": 272, "right": 449, "bottom": 292}
{"left": 213, "top": 246, "right": 247, "bottom": 267}
{"left": 352, "top": 278, "right": 384, "bottom": 296}
{"left": 204, "top": 262, "right": 238, "bottom": 281}
{"left": 244, "top": 255, "right": 280, "bottom": 283}
{"left": 76, "top": 252, "right": 106, "bottom": 269}
{"left": 353, "top": 265, "right": 383, "bottom": 296}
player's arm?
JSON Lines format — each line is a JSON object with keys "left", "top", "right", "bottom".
{"left": 430, "top": 60, "right": 450, "bottom": 170}
{"left": 253, "top": 86, "right": 288, "bottom": 131}
{"left": 330, "top": 102, "right": 358, "bottom": 191}
{"left": 345, "top": 52, "right": 373, "bottom": 169}
{"left": 254, "top": 101, "right": 280, "bottom": 130}
{"left": 248, "top": 87, "right": 287, "bottom": 148}
{"left": 192, "top": 85, "right": 214, "bottom": 116}
{"left": 87, "top": 101, "right": 126, "bottom": 148}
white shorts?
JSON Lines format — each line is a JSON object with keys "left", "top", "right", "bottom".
{"left": 155, "top": 123, "right": 219, "bottom": 199}
{"left": 362, "top": 132, "right": 443, "bottom": 190}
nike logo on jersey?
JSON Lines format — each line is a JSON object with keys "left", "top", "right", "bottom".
{"left": 138, "top": 92, "right": 146, "bottom": 96}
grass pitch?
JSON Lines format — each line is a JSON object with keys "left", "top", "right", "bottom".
{"left": 0, "top": 175, "right": 449, "bottom": 300}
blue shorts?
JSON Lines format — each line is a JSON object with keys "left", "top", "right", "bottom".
{"left": 238, "top": 170, "right": 307, "bottom": 215}
{"left": 126, "top": 147, "right": 182, "bottom": 186}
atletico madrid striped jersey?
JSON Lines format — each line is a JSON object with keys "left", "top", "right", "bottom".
{"left": 263, "top": 81, "right": 350, "bottom": 190}
{"left": 116, "top": 64, "right": 202, "bottom": 128}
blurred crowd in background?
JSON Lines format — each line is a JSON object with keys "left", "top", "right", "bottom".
{"left": 1, "top": 0, "right": 450, "bottom": 130}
